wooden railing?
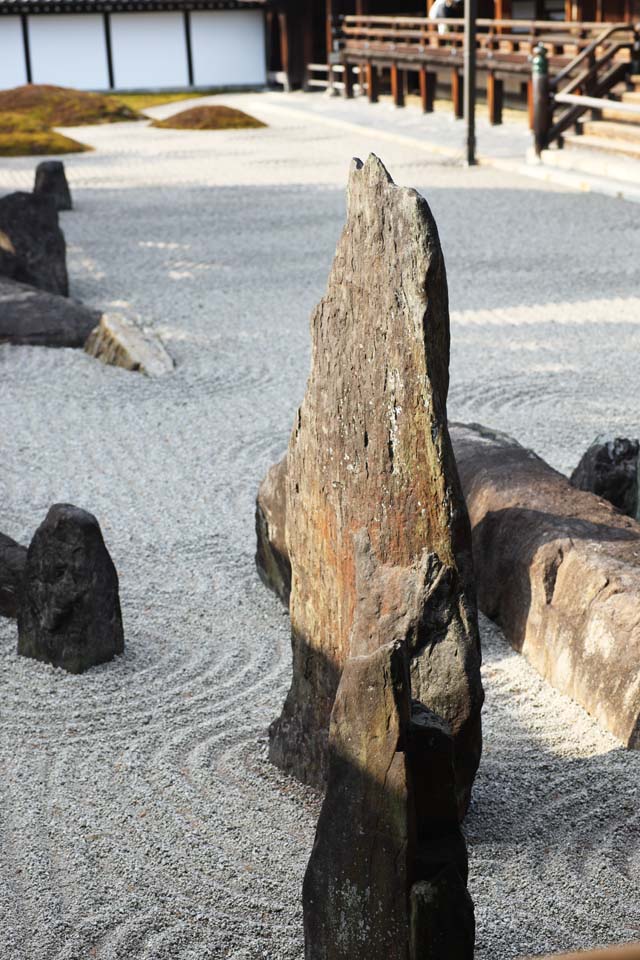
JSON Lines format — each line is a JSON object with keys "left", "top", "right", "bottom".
{"left": 530, "top": 21, "right": 639, "bottom": 151}
{"left": 330, "top": 15, "right": 634, "bottom": 125}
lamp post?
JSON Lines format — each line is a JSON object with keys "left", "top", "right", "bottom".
{"left": 463, "top": 0, "right": 478, "bottom": 165}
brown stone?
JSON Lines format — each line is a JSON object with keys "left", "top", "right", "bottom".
{"left": 255, "top": 455, "right": 290, "bottom": 606}
{"left": 263, "top": 155, "right": 483, "bottom": 817}
{"left": 451, "top": 422, "right": 640, "bottom": 749}
{"left": 303, "top": 640, "right": 474, "bottom": 959}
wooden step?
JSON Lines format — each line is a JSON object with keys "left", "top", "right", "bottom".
{"left": 581, "top": 119, "right": 640, "bottom": 143}
{"left": 541, "top": 142, "right": 640, "bottom": 185}
{"left": 563, "top": 132, "right": 640, "bottom": 161}
{"left": 621, "top": 90, "right": 640, "bottom": 104}
{"left": 602, "top": 105, "right": 640, "bottom": 123}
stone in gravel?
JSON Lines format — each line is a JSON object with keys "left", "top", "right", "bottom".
{"left": 0, "top": 191, "right": 68, "bottom": 296}
{"left": 303, "top": 641, "right": 474, "bottom": 959}
{"left": 0, "top": 532, "right": 27, "bottom": 619}
{"left": 33, "top": 161, "right": 72, "bottom": 212}
{"left": 18, "top": 504, "right": 124, "bottom": 674}
{"left": 264, "top": 155, "right": 483, "bottom": 818}
{"left": 451, "top": 421, "right": 640, "bottom": 749}
{"left": 570, "top": 437, "right": 640, "bottom": 519}
{"left": 255, "top": 455, "right": 290, "bottom": 606}
{"left": 0, "top": 277, "right": 101, "bottom": 348}
{"left": 85, "top": 313, "right": 174, "bottom": 377}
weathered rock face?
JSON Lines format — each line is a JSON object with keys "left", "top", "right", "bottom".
{"left": 0, "top": 277, "right": 101, "bottom": 347}
{"left": 255, "top": 456, "right": 290, "bottom": 606}
{"left": 265, "top": 155, "right": 483, "bottom": 817}
{"left": 85, "top": 314, "right": 174, "bottom": 377}
{"left": 570, "top": 437, "right": 640, "bottom": 519}
{"left": 303, "top": 641, "right": 474, "bottom": 959}
{"left": 18, "top": 504, "right": 124, "bottom": 674}
{"left": 0, "top": 533, "right": 27, "bottom": 619}
{"left": 34, "top": 161, "right": 73, "bottom": 212}
{"left": 0, "top": 192, "right": 68, "bottom": 296}
{"left": 451, "top": 422, "right": 640, "bottom": 749}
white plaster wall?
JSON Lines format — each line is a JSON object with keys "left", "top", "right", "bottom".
{"left": 191, "top": 10, "right": 266, "bottom": 87}
{"left": 29, "top": 15, "right": 109, "bottom": 89}
{"left": 111, "top": 12, "right": 188, "bottom": 90}
{"left": 0, "top": 18, "right": 27, "bottom": 88}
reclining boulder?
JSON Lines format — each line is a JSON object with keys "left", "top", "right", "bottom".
{"left": 0, "top": 191, "right": 68, "bottom": 296}
{"left": 18, "top": 504, "right": 124, "bottom": 674}
{"left": 450, "top": 422, "right": 640, "bottom": 749}
{"left": 258, "top": 156, "right": 483, "bottom": 819}
{"left": 0, "top": 277, "right": 100, "bottom": 348}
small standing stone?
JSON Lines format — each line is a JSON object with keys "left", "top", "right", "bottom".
{"left": 34, "top": 161, "right": 73, "bottom": 212}
{"left": 18, "top": 504, "right": 124, "bottom": 674}
{"left": 570, "top": 437, "right": 640, "bottom": 519}
{"left": 0, "top": 191, "right": 68, "bottom": 296}
{"left": 85, "top": 314, "right": 174, "bottom": 377}
{"left": 0, "top": 532, "right": 27, "bottom": 619}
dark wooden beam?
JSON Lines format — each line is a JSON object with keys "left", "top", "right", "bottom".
{"left": 419, "top": 67, "right": 436, "bottom": 112}
{"left": 390, "top": 63, "right": 405, "bottom": 106}
{"left": 487, "top": 72, "right": 503, "bottom": 124}
{"left": 451, "top": 66, "right": 463, "bottom": 118}
{"left": 366, "top": 62, "right": 379, "bottom": 102}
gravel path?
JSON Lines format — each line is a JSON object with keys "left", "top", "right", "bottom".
{"left": 0, "top": 93, "right": 639, "bottom": 960}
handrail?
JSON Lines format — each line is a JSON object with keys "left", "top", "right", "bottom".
{"left": 555, "top": 90, "right": 640, "bottom": 114}
{"left": 550, "top": 21, "right": 636, "bottom": 89}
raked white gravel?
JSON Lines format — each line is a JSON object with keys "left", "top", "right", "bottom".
{"left": 0, "top": 92, "right": 639, "bottom": 960}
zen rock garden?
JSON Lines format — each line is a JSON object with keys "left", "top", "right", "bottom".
{"left": 255, "top": 156, "right": 640, "bottom": 956}
{"left": 0, "top": 161, "right": 172, "bottom": 373}
{"left": 1, "top": 126, "right": 638, "bottom": 960}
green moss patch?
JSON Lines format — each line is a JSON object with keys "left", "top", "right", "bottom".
{"left": 0, "top": 84, "right": 141, "bottom": 127}
{"left": 116, "top": 92, "right": 206, "bottom": 113}
{"left": 151, "top": 105, "right": 266, "bottom": 131}
{"left": 0, "top": 110, "right": 89, "bottom": 156}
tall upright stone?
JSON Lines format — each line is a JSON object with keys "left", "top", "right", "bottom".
{"left": 264, "top": 155, "right": 483, "bottom": 818}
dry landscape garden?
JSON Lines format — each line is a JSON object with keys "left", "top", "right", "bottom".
{"left": 0, "top": 82, "right": 639, "bottom": 960}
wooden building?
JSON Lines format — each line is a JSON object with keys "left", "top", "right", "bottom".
{"left": 267, "top": 0, "right": 639, "bottom": 89}
{"left": 0, "top": 0, "right": 267, "bottom": 91}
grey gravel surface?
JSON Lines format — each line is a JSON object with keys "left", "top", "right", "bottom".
{"left": 0, "top": 93, "right": 639, "bottom": 960}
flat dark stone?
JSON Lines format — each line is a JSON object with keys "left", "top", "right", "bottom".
{"left": 0, "top": 277, "right": 100, "bottom": 348}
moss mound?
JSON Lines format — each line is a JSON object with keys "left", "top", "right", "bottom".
{"left": 151, "top": 105, "right": 266, "bottom": 131}
{"left": 0, "top": 131, "right": 89, "bottom": 157}
{"left": 0, "top": 84, "right": 140, "bottom": 126}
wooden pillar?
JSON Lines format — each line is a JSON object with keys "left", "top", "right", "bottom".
{"left": 487, "top": 73, "right": 503, "bottom": 124}
{"left": 451, "top": 67, "right": 463, "bottom": 118}
{"left": 391, "top": 63, "right": 405, "bottom": 107}
{"left": 527, "top": 77, "right": 534, "bottom": 129}
{"left": 366, "top": 63, "right": 379, "bottom": 102}
{"left": 278, "top": 12, "right": 291, "bottom": 90}
{"left": 344, "top": 62, "right": 355, "bottom": 98}
{"left": 419, "top": 68, "right": 436, "bottom": 112}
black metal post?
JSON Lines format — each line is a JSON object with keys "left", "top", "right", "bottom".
{"left": 463, "top": 0, "right": 478, "bottom": 166}
{"left": 184, "top": 11, "right": 194, "bottom": 87}
{"left": 21, "top": 14, "right": 32, "bottom": 85}
{"left": 104, "top": 13, "right": 114, "bottom": 90}
{"left": 532, "top": 42, "right": 550, "bottom": 157}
